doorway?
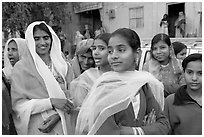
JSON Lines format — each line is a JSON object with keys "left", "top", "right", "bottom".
{"left": 168, "top": 3, "right": 185, "bottom": 37}
{"left": 79, "top": 9, "right": 102, "bottom": 38}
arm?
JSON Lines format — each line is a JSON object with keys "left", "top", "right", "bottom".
{"left": 141, "top": 85, "right": 171, "bottom": 135}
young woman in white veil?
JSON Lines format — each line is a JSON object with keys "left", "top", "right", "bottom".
{"left": 75, "top": 28, "right": 170, "bottom": 135}
{"left": 11, "top": 21, "right": 75, "bottom": 135}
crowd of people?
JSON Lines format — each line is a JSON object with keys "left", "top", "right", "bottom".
{"left": 2, "top": 21, "right": 202, "bottom": 135}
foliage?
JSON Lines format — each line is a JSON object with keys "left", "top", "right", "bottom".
{"left": 2, "top": 2, "right": 68, "bottom": 38}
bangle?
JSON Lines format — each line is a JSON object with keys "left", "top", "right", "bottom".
{"left": 132, "top": 127, "right": 138, "bottom": 135}
{"left": 136, "top": 127, "right": 145, "bottom": 135}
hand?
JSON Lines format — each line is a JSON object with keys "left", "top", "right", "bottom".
{"left": 50, "top": 98, "right": 74, "bottom": 113}
{"left": 38, "top": 113, "right": 60, "bottom": 133}
{"left": 119, "top": 126, "right": 134, "bottom": 135}
{"left": 143, "top": 109, "right": 156, "bottom": 126}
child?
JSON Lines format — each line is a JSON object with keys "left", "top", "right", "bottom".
{"left": 172, "top": 41, "right": 187, "bottom": 60}
{"left": 75, "top": 28, "right": 170, "bottom": 135}
{"left": 164, "top": 53, "right": 202, "bottom": 135}
{"left": 143, "top": 33, "right": 185, "bottom": 97}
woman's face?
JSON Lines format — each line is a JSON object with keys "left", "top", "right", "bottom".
{"left": 108, "top": 35, "right": 136, "bottom": 72}
{"left": 176, "top": 48, "right": 187, "bottom": 60}
{"left": 152, "top": 41, "right": 170, "bottom": 64}
{"left": 33, "top": 28, "right": 52, "bottom": 56}
{"left": 7, "top": 41, "right": 19, "bottom": 66}
{"left": 92, "top": 39, "right": 109, "bottom": 67}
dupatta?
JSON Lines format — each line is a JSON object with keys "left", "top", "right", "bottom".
{"left": 11, "top": 21, "right": 70, "bottom": 134}
{"left": 3, "top": 38, "right": 27, "bottom": 80}
{"left": 75, "top": 71, "right": 164, "bottom": 135}
{"left": 143, "top": 46, "right": 182, "bottom": 81}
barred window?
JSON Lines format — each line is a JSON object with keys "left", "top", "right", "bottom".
{"left": 129, "top": 6, "right": 144, "bottom": 29}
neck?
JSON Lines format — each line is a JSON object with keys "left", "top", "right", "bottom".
{"left": 99, "top": 64, "right": 112, "bottom": 74}
{"left": 187, "top": 87, "right": 202, "bottom": 98}
{"left": 39, "top": 54, "right": 51, "bottom": 65}
{"left": 160, "top": 58, "right": 170, "bottom": 65}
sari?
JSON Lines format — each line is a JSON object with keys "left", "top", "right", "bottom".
{"left": 75, "top": 70, "right": 164, "bottom": 135}
{"left": 3, "top": 38, "right": 27, "bottom": 80}
{"left": 11, "top": 21, "right": 74, "bottom": 135}
{"left": 175, "top": 12, "right": 186, "bottom": 37}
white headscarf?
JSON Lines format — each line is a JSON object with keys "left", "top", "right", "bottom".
{"left": 25, "top": 21, "right": 68, "bottom": 134}
{"left": 3, "top": 38, "right": 27, "bottom": 80}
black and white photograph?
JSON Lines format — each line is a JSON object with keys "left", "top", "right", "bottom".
{"left": 2, "top": 1, "right": 202, "bottom": 135}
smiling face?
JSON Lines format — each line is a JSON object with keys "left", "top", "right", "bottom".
{"left": 184, "top": 60, "right": 202, "bottom": 92}
{"left": 78, "top": 50, "right": 95, "bottom": 71}
{"left": 7, "top": 40, "right": 19, "bottom": 66}
{"left": 92, "top": 39, "right": 109, "bottom": 67}
{"left": 33, "top": 28, "right": 52, "bottom": 57}
{"left": 152, "top": 41, "right": 170, "bottom": 65}
{"left": 108, "top": 35, "right": 136, "bottom": 72}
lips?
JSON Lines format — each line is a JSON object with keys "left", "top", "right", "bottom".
{"left": 111, "top": 62, "right": 121, "bottom": 66}
{"left": 190, "top": 83, "right": 199, "bottom": 86}
{"left": 94, "top": 57, "right": 102, "bottom": 63}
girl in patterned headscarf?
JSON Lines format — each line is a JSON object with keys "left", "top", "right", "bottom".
{"left": 143, "top": 33, "right": 185, "bottom": 97}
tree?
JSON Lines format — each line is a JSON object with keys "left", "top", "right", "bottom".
{"left": 2, "top": 2, "right": 68, "bottom": 39}
{"left": 2, "top": 2, "right": 32, "bottom": 38}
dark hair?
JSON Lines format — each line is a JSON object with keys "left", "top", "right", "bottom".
{"left": 8, "top": 39, "right": 16, "bottom": 45}
{"left": 95, "top": 33, "right": 111, "bottom": 45}
{"left": 172, "top": 41, "right": 187, "bottom": 55}
{"left": 33, "top": 23, "right": 53, "bottom": 45}
{"left": 110, "top": 28, "right": 141, "bottom": 51}
{"left": 151, "top": 33, "right": 171, "bottom": 51}
{"left": 182, "top": 53, "right": 202, "bottom": 71}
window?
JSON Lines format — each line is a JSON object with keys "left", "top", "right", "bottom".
{"left": 129, "top": 7, "right": 144, "bottom": 29}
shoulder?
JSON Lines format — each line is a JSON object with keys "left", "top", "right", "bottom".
{"left": 165, "top": 93, "right": 175, "bottom": 105}
{"left": 12, "top": 58, "right": 27, "bottom": 73}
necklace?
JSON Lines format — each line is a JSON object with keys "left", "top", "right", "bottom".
{"left": 46, "top": 61, "right": 52, "bottom": 71}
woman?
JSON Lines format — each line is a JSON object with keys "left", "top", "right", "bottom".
{"left": 3, "top": 38, "right": 27, "bottom": 82}
{"left": 2, "top": 38, "right": 27, "bottom": 135}
{"left": 175, "top": 11, "right": 186, "bottom": 37}
{"left": 75, "top": 28, "right": 170, "bottom": 135}
{"left": 70, "top": 33, "right": 112, "bottom": 107}
{"left": 160, "top": 14, "right": 169, "bottom": 35}
{"left": 71, "top": 39, "right": 95, "bottom": 78}
{"left": 172, "top": 41, "right": 187, "bottom": 61}
{"left": 11, "top": 21, "right": 75, "bottom": 135}
{"left": 143, "top": 33, "right": 185, "bottom": 97}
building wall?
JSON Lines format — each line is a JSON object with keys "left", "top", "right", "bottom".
{"left": 62, "top": 2, "right": 202, "bottom": 54}
{"left": 100, "top": 2, "right": 202, "bottom": 39}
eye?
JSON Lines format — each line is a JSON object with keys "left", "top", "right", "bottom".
{"left": 12, "top": 48, "right": 18, "bottom": 52}
{"left": 44, "top": 36, "right": 50, "bottom": 40}
{"left": 197, "top": 71, "right": 202, "bottom": 76}
{"left": 34, "top": 37, "right": 40, "bottom": 41}
{"left": 152, "top": 47, "right": 157, "bottom": 51}
{"left": 108, "top": 49, "right": 113, "bottom": 54}
{"left": 118, "top": 47, "right": 125, "bottom": 52}
{"left": 186, "top": 70, "right": 193, "bottom": 75}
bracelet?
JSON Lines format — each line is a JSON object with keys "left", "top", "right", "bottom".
{"left": 132, "top": 127, "right": 138, "bottom": 135}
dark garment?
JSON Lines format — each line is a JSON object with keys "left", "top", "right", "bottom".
{"left": 2, "top": 71, "right": 17, "bottom": 135}
{"left": 164, "top": 85, "right": 202, "bottom": 135}
{"left": 96, "top": 84, "right": 170, "bottom": 135}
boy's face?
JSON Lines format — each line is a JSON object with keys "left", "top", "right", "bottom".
{"left": 184, "top": 60, "right": 202, "bottom": 92}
